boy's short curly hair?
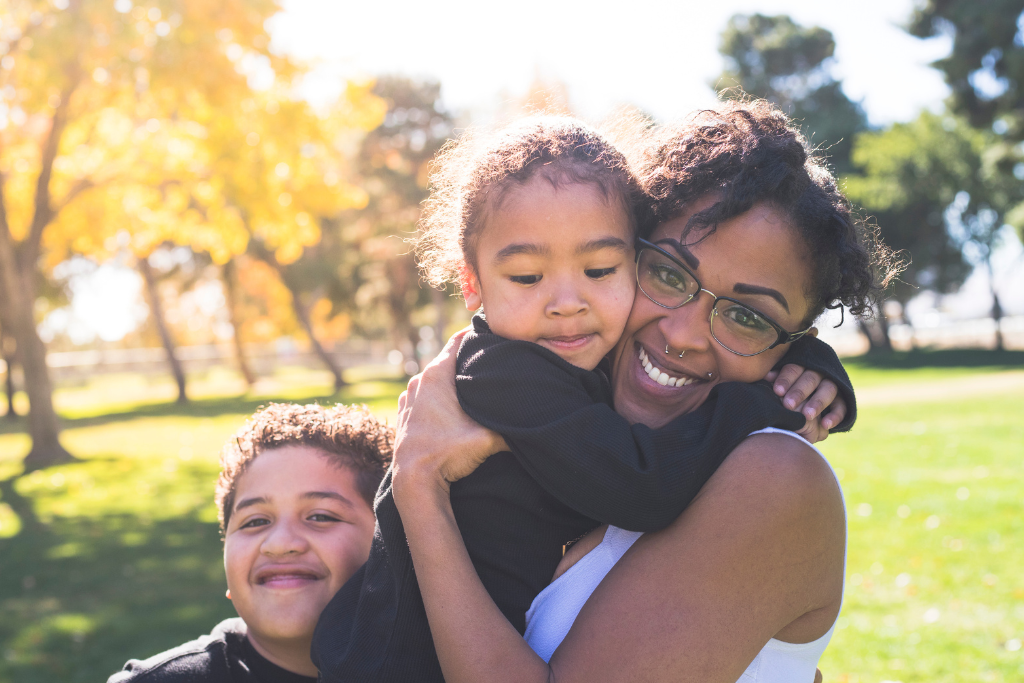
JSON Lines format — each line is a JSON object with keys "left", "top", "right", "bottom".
{"left": 416, "top": 115, "right": 641, "bottom": 290}
{"left": 632, "top": 99, "right": 900, "bottom": 325}
{"left": 215, "top": 403, "right": 393, "bottom": 531}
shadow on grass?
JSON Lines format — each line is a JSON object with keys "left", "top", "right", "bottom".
{"left": 0, "top": 377, "right": 408, "bottom": 437}
{"left": 845, "top": 348, "right": 1024, "bottom": 371}
{"left": 0, "top": 492, "right": 233, "bottom": 683}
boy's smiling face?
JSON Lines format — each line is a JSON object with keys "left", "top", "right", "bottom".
{"left": 223, "top": 445, "right": 376, "bottom": 660}
{"left": 463, "top": 176, "right": 636, "bottom": 370}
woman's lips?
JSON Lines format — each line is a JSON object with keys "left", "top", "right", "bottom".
{"left": 637, "top": 345, "right": 702, "bottom": 387}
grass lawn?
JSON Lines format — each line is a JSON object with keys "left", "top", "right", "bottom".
{"left": 1, "top": 350, "right": 1022, "bottom": 682}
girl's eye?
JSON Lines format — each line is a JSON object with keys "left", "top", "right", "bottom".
{"left": 308, "top": 513, "right": 341, "bottom": 523}
{"left": 240, "top": 517, "right": 270, "bottom": 530}
{"left": 509, "top": 275, "right": 541, "bottom": 285}
{"left": 585, "top": 267, "right": 617, "bottom": 279}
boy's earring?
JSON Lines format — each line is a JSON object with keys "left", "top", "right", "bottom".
{"left": 225, "top": 589, "right": 232, "bottom": 600}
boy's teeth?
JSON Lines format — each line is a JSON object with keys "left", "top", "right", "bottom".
{"left": 638, "top": 347, "right": 694, "bottom": 387}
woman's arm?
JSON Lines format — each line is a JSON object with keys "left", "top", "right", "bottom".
{"left": 394, "top": 416, "right": 845, "bottom": 683}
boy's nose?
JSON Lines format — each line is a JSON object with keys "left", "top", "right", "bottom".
{"left": 261, "top": 519, "right": 309, "bottom": 556}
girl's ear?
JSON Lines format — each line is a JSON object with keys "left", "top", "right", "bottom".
{"left": 460, "top": 265, "right": 482, "bottom": 312}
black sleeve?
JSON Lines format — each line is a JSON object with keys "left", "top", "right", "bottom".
{"left": 775, "top": 335, "right": 856, "bottom": 432}
{"left": 456, "top": 318, "right": 806, "bottom": 532}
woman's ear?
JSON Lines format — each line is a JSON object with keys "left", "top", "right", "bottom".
{"left": 460, "top": 265, "right": 482, "bottom": 312}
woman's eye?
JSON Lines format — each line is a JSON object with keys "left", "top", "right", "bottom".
{"left": 724, "top": 306, "right": 771, "bottom": 330}
{"left": 308, "top": 513, "right": 341, "bottom": 523}
{"left": 652, "top": 264, "right": 689, "bottom": 291}
{"left": 509, "top": 275, "right": 541, "bottom": 285}
{"left": 240, "top": 518, "right": 270, "bottom": 530}
{"left": 585, "top": 267, "right": 617, "bottom": 279}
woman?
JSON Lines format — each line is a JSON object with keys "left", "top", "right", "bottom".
{"left": 390, "top": 101, "right": 889, "bottom": 682}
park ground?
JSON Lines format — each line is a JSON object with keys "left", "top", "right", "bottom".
{"left": 1, "top": 350, "right": 1022, "bottom": 683}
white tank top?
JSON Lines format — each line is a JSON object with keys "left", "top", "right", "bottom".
{"left": 523, "top": 428, "right": 846, "bottom": 682}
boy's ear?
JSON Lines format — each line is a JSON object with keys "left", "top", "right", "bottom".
{"left": 460, "top": 265, "right": 482, "bottom": 312}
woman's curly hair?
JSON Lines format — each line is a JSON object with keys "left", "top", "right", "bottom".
{"left": 631, "top": 99, "right": 899, "bottom": 324}
{"left": 416, "top": 115, "right": 640, "bottom": 290}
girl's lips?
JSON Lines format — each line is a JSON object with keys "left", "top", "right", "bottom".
{"left": 542, "top": 334, "right": 595, "bottom": 350}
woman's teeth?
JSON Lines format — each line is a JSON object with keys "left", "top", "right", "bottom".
{"left": 638, "top": 347, "right": 694, "bottom": 387}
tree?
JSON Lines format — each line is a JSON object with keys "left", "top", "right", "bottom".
{"left": 0, "top": 0, "right": 294, "bottom": 469}
{"left": 910, "top": 1, "right": 1024, "bottom": 145}
{"left": 347, "top": 77, "right": 455, "bottom": 373}
{"left": 846, "top": 112, "right": 1024, "bottom": 349}
{"left": 715, "top": 14, "right": 868, "bottom": 175}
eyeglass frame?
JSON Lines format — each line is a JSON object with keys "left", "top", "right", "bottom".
{"left": 634, "top": 237, "right": 813, "bottom": 357}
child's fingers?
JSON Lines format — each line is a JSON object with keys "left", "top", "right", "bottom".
{"left": 780, "top": 369, "right": 825, "bottom": 409}
{"left": 799, "top": 377, "right": 837, "bottom": 419}
{"left": 820, "top": 396, "right": 848, "bottom": 431}
{"left": 772, "top": 364, "right": 805, "bottom": 397}
{"left": 763, "top": 369, "right": 780, "bottom": 384}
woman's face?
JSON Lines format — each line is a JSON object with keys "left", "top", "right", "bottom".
{"left": 610, "top": 196, "right": 814, "bottom": 428}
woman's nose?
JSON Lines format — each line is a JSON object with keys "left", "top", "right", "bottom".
{"left": 660, "top": 297, "right": 714, "bottom": 353}
{"left": 260, "top": 518, "right": 309, "bottom": 557}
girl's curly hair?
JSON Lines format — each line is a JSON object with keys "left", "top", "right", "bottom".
{"left": 416, "top": 115, "right": 640, "bottom": 290}
{"left": 631, "top": 99, "right": 899, "bottom": 324}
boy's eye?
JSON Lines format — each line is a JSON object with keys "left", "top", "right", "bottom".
{"left": 308, "top": 512, "right": 341, "bottom": 523}
{"left": 509, "top": 275, "right": 541, "bottom": 285}
{"left": 585, "top": 267, "right": 617, "bottom": 279}
{"left": 240, "top": 517, "right": 270, "bottom": 530}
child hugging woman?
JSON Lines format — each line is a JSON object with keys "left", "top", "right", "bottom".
{"left": 312, "top": 116, "right": 854, "bottom": 683}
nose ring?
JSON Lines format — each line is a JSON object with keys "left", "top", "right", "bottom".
{"left": 665, "top": 344, "right": 684, "bottom": 359}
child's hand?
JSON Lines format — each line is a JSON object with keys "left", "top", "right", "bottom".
{"left": 394, "top": 329, "right": 509, "bottom": 495}
{"left": 764, "top": 364, "right": 847, "bottom": 435}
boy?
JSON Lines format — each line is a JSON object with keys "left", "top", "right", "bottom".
{"left": 108, "top": 403, "right": 392, "bottom": 683}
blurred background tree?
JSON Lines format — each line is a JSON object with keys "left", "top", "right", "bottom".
{"left": 0, "top": 0, "right": 382, "bottom": 466}
{"left": 347, "top": 76, "right": 455, "bottom": 375}
{"left": 715, "top": 13, "right": 868, "bottom": 176}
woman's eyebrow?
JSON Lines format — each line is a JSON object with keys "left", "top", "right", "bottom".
{"left": 655, "top": 238, "right": 700, "bottom": 269}
{"left": 733, "top": 283, "right": 789, "bottom": 312}
{"left": 575, "top": 237, "right": 629, "bottom": 255}
{"left": 493, "top": 242, "right": 548, "bottom": 264}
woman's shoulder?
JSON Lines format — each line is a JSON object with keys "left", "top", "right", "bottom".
{"left": 709, "top": 429, "right": 843, "bottom": 512}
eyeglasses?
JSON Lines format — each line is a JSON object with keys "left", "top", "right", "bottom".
{"left": 634, "top": 238, "right": 812, "bottom": 357}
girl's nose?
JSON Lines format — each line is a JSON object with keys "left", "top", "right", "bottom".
{"left": 545, "top": 278, "right": 589, "bottom": 318}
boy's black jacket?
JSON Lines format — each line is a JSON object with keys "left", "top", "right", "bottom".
{"left": 312, "top": 315, "right": 855, "bottom": 683}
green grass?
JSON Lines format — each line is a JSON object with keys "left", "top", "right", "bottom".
{"left": 1, "top": 352, "right": 1023, "bottom": 682}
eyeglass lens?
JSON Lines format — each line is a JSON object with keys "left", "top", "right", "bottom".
{"left": 636, "top": 247, "right": 778, "bottom": 356}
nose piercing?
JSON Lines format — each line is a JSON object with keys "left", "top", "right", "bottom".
{"left": 665, "top": 344, "right": 684, "bottom": 359}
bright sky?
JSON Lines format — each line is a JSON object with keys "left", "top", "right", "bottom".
{"left": 269, "top": 0, "right": 952, "bottom": 126}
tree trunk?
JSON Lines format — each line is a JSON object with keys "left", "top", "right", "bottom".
{"left": 286, "top": 284, "right": 346, "bottom": 391}
{"left": 1, "top": 330, "right": 17, "bottom": 419}
{"left": 856, "top": 301, "right": 893, "bottom": 353}
{"left": 138, "top": 257, "right": 188, "bottom": 404}
{"left": 221, "top": 260, "right": 257, "bottom": 387}
{"left": 987, "top": 260, "right": 1005, "bottom": 351}
{"left": 387, "top": 255, "right": 419, "bottom": 375}
{"left": 432, "top": 286, "right": 449, "bottom": 348}
{"left": 0, "top": 219, "right": 74, "bottom": 469}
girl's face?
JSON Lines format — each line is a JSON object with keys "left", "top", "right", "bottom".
{"left": 610, "top": 196, "right": 814, "bottom": 428}
{"left": 464, "top": 175, "right": 636, "bottom": 371}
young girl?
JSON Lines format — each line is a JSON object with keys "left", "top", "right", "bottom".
{"left": 311, "top": 117, "right": 854, "bottom": 683}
